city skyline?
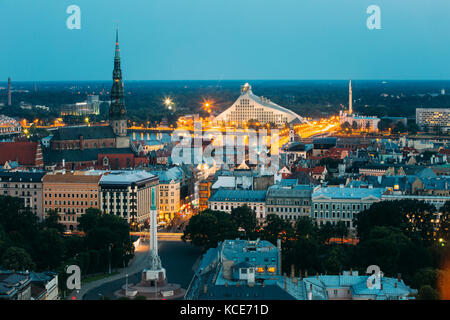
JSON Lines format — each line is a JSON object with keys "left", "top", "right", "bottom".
{"left": 2, "top": 0, "right": 450, "bottom": 81}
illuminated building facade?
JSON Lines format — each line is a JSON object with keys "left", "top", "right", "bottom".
{"left": 100, "top": 171, "right": 159, "bottom": 225}
{"left": 416, "top": 108, "right": 450, "bottom": 132}
{"left": 213, "top": 83, "right": 307, "bottom": 126}
{"left": 60, "top": 95, "right": 100, "bottom": 116}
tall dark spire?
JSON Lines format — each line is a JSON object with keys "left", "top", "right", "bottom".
{"left": 110, "top": 27, "right": 126, "bottom": 120}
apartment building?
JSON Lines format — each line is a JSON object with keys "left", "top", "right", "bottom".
{"left": 0, "top": 171, "right": 45, "bottom": 220}
{"left": 311, "top": 186, "right": 385, "bottom": 230}
{"left": 42, "top": 172, "right": 102, "bottom": 231}
{"left": 100, "top": 170, "right": 159, "bottom": 226}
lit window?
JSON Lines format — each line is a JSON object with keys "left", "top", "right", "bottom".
{"left": 268, "top": 267, "right": 276, "bottom": 273}
{"left": 257, "top": 267, "right": 264, "bottom": 273}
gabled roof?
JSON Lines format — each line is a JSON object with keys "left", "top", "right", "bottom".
{"left": 43, "top": 147, "right": 135, "bottom": 163}
{"left": 52, "top": 125, "right": 116, "bottom": 141}
{"left": 0, "top": 142, "right": 40, "bottom": 166}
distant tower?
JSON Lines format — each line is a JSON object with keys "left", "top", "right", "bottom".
{"left": 348, "top": 80, "right": 352, "bottom": 115}
{"left": 109, "top": 28, "right": 127, "bottom": 137}
{"left": 7, "top": 77, "right": 11, "bottom": 106}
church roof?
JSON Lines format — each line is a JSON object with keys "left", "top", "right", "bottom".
{"left": 52, "top": 125, "right": 116, "bottom": 141}
{"left": 43, "top": 147, "right": 134, "bottom": 164}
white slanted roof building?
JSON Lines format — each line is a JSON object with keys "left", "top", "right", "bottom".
{"left": 213, "top": 83, "right": 307, "bottom": 126}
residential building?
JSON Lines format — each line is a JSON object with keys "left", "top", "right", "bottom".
{"left": 185, "top": 240, "right": 417, "bottom": 300}
{"left": 208, "top": 189, "right": 266, "bottom": 220}
{"left": 311, "top": 186, "right": 385, "bottom": 230}
{"left": 0, "top": 271, "right": 31, "bottom": 300}
{"left": 0, "top": 271, "right": 58, "bottom": 300}
{"left": 29, "top": 272, "right": 59, "bottom": 300}
{"left": 265, "top": 184, "right": 312, "bottom": 222}
{"left": 0, "top": 171, "right": 45, "bottom": 220}
{"left": 100, "top": 170, "right": 159, "bottom": 226}
{"left": 151, "top": 169, "right": 181, "bottom": 221}
{"left": 198, "top": 177, "right": 213, "bottom": 212}
{"left": 42, "top": 172, "right": 102, "bottom": 231}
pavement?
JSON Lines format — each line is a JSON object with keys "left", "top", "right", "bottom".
{"left": 80, "top": 240, "right": 202, "bottom": 300}
{"left": 71, "top": 240, "right": 151, "bottom": 300}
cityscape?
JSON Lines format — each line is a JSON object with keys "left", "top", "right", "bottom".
{"left": 1, "top": 1, "right": 450, "bottom": 308}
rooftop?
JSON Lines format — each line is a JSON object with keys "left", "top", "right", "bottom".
{"left": 209, "top": 189, "right": 267, "bottom": 202}
{"left": 100, "top": 170, "right": 157, "bottom": 185}
{"left": 312, "top": 186, "right": 385, "bottom": 200}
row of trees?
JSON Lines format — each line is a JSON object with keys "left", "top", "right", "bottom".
{"left": 0, "top": 196, "right": 134, "bottom": 295}
{"left": 183, "top": 200, "right": 450, "bottom": 299}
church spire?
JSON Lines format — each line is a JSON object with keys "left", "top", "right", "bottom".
{"left": 110, "top": 27, "right": 126, "bottom": 122}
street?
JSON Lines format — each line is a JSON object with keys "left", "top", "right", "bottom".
{"left": 82, "top": 240, "right": 202, "bottom": 300}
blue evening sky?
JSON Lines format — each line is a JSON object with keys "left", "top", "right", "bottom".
{"left": 1, "top": 0, "right": 450, "bottom": 81}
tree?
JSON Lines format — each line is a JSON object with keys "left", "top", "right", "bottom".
{"left": 417, "top": 285, "right": 440, "bottom": 300}
{"left": 439, "top": 201, "right": 450, "bottom": 242}
{"left": 393, "top": 121, "right": 406, "bottom": 133}
{"left": 341, "top": 121, "right": 351, "bottom": 133}
{"left": 33, "top": 229, "right": 65, "bottom": 270}
{"left": 78, "top": 208, "right": 102, "bottom": 232}
{"left": 356, "top": 226, "right": 411, "bottom": 276}
{"left": 295, "top": 216, "right": 318, "bottom": 240}
{"left": 261, "top": 214, "right": 295, "bottom": 245}
{"left": 317, "top": 222, "right": 336, "bottom": 244}
{"left": 42, "top": 209, "right": 65, "bottom": 233}
{"left": 335, "top": 221, "right": 348, "bottom": 243}
{"left": 182, "top": 210, "right": 238, "bottom": 250}
{"left": 407, "top": 122, "right": 419, "bottom": 134}
{"left": 1, "top": 246, "right": 36, "bottom": 271}
{"left": 377, "top": 118, "right": 393, "bottom": 132}
{"left": 230, "top": 205, "right": 258, "bottom": 239}
{"left": 355, "top": 200, "right": 436, "bottom": 244}
{"left": 351, "top": 121, "right": 358, "bottom": 130}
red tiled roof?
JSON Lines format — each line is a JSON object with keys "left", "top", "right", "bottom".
{"left": 311, "top": 166, "right": 326, "bottom": 174}
{"left": 0, "top": 142, "right": 41, "bottom": 166}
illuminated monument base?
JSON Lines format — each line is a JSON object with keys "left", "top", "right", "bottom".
{"left": 115, "top": 201, "right": 185, "bottom": 300}
{"left": 115, "top": 267, "right": 185, "bottom": 300}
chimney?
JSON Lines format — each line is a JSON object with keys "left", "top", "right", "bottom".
{"left": 350, "top": 268, "right": 353, "bottom": 276}
{"left": 394, "top": 282, "right": 397, "bottom": 288}
{"left": 203, "top": 284, "right": 207, "bottom": 294}
{"left": 284, "top": 276, "right": 287, "bottom": 290}
{"left": 291, "top": 264, "right": 295, "bottom": 278}
{"left": 397, "top": 273, "right": 402, "bottom": 282}
{"left": 380, "top": 283, "right": 383, "bottom": 291}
